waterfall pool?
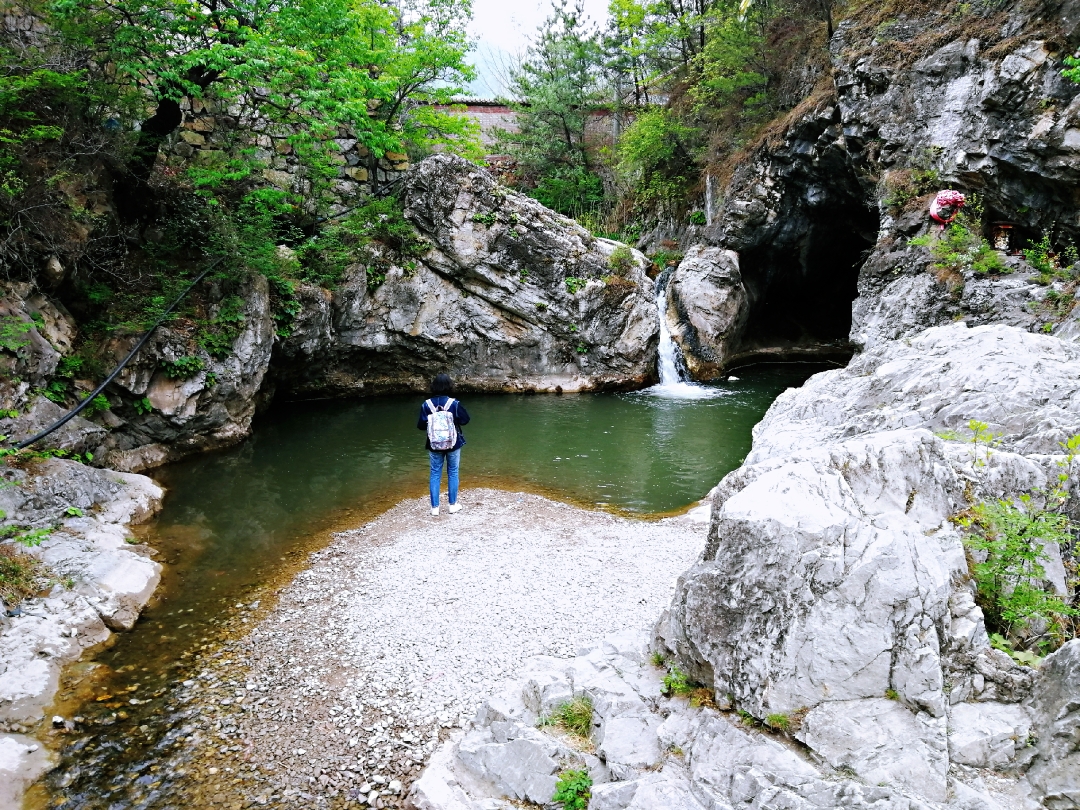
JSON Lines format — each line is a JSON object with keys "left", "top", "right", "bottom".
{"left": 34, "top": 362, "right": 834, "bottom": 809}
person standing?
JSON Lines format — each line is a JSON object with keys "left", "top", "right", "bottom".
{"left": 418, "top": 373, "right": 470, "bottom": 516}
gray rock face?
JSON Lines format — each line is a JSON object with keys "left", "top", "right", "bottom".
{"left": 1027, "top": 641, "right": 1080, "bottom": 807}
{"left": 0, "top": 458, "right": 162, "bottom": 807}
{"left": 412, "top": 633, "right": 1036, "bottom": 810}
{"left": 273, "top": 155, "right": 658, "bottom": 396}
{"left": 664, "top": 246, "right": 748, "bottom": 379}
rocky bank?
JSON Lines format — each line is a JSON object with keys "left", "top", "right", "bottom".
{"left": 0, "top": 459, "right": 163, "bottom": 807}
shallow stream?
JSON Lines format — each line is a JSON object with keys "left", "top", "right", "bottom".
{"left": 36, "top": 363, "right": 832, "bottom": 809}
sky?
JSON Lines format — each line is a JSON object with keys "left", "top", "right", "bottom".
{"left": 466, "top": 0, "right": 611, "bottom": 98}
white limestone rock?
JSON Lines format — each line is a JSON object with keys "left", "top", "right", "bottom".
{"left": 1025, "top": 640, "right": 1080, "bottom": 808}
{"left": 796, "top": 699, "right": 948, "bottom": 802}
{"left": 947, "top": 702, "right": 1034, "bottom": 770}
{"left": 0, "top": 733, "right": 53, "bottom": 809}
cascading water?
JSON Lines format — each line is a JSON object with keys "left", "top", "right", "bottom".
{"left": 648, "top": 273, "right": 726, "bottom": 399}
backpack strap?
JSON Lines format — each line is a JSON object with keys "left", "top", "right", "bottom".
{"left": 425, "top": 398, "right": 436, "bottom": 414}
{"left": 442, "top": 397, "right": 456, "bottom": 412}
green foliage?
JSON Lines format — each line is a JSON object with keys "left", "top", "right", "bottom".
{"left": 297, "top": 197, "right": 427, "bottom": 294}
{"left": 765, "top": 713, "right": 791, "bottom": 732}
{"left": 162, "top": 356, "right": 206, "bottom": 380}
{"left": 64, "top": 506, "right": 83, "bottom": 517}
{"left": 956, "top": 437, "right": 1079, "bottom": 649}
{"left": 912, "top": 210, "right": 1007, "bottom": 277}
{"left": 1022, "top": 231, "right": 1072, "bottom": 284}
{"left": 650, "top": 651, "right": 667, "bottom": 667}
{"left": 552, "top": 769, "right": 592, "bottom": 810}
{"left": 0, "top": 525, "right": 51, "bottom": 548}
{"left": 607, "top": 245, "right": 635, "bottom": 276}
{"left": 575, "top": 342, "right": 589, "bottom": 354}
{"left": 565, "top": 277, "right": 588, "bottom": 295}
{"left": 617, "top": 107, "right": 698, "bottom": 207}
{"left": 651, "top": 249, "right": 684, "bottom": 271}
{"left": 471, "top": 212, "right": 498, "bottom": 227}
{"left": 885, "top": 688, "right": 900, "bottom": 701}
{"left": 0, "top": 317, "right": 33, "bottom": 354}
{"left": 133, "top": 397, "right": 154, "bottom": 416}
{"left": 689, "top": 211, "right": 707, "bottom": 225}
{"left": 662, "top": 665, "right": 692, "bottom": 696}
{"left": 78, "top": 393, "right": 111, "bottom": 416}
{"left": 48, "top": 0, "right": 480, "bottom": 173}
{"left": 197, "top": 296, "right": 246, "bottom": 359}
{"left": 542, "top": 695, "right": 595, "bottom": 739}
{"left": 496, "top": 1, "right": 607, "bottom": 220}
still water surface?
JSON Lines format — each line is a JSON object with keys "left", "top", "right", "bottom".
{"left": 39, "top": 363, "right": 830, "bottom": 808}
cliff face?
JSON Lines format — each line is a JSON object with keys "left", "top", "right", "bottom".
{"left": 665, "top": 0, "right": 1080, "bottom": 376}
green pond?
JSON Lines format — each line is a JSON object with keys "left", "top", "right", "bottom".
{"left": 39, "top": 362, "right": 832, "bottom": 809}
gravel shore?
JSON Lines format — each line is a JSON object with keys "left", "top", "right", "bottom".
{"left": 181, "top": 489, "right": 706, "bottom": 808}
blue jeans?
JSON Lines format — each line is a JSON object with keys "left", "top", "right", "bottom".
{"left": 429, "top": 449, "right": 461, "bottom": 507}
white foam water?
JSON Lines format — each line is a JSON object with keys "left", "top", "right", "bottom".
{"left": 645, "top": 282, "right": 727, "bottom": 400}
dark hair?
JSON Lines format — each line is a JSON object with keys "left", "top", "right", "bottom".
{"left": 430, "top": 373, "right": 453, "bottom": 395}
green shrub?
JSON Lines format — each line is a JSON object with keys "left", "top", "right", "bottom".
{"left": 662, "top": 666, "right": 692, "bottom": 697}
{"left": 765, "top": 713, "right": 790, "bottom": 732}
{"left": 956, "top": 435, "right": 1079, "bottom": 650}
{"left": 552, "top": 768, "right": 592, "bottom": 810}
{"left": 162, "top": 356, "right": 206, "bottom": 379}
{"left": 688, "top": 210, "right": 707, "bottom": 226}
{"left": 133, "top": 397, "right": 153, "bottom": 415}
{"left": 0, "top": 316, "right": 32, "bottom": 353}
{"left": 607, "top": 245, "right": 635, "bottom": 276}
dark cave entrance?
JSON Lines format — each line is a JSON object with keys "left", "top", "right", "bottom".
{"left": 736, "top": 203, "right": 880, "bottom": 358}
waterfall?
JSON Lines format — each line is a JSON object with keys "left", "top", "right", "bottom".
{"left": 649, "top": 274, "right": 724, "bottom": 399}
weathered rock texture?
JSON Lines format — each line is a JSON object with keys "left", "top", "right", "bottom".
{"left": 663, "top": 247, "right": 748, "bottom": 380}
{"left": 411, "top": 321, "right": 1080, "bottom": 810}
{"left": 271, "top": 155, "right": 658, "bottom": 397}
{"left": 663, "top": 3, "right": 1080, "bottom": 379}
{"left": 0, "top": 458, "right": 163, "bottom": 800}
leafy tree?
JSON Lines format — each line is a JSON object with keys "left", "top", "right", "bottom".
{"left": 616, "top": 107, "right": 696, "bottom": 205}
{"left": 47, "top": 0, "right": 478, "bottom": 187}
{"left": 497, "top": 0, "right": 608, "bottom": 217}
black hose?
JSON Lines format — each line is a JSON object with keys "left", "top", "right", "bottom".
{"left": 13, "top": 257, "right": 225, "bottom": 451}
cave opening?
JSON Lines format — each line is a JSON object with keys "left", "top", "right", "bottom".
{"left": 736, "top": 203, "right": 880, "bottom": 360}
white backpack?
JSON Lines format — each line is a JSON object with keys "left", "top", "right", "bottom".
{"left": 426, "top": 398, "right": 458, "bottom": 451}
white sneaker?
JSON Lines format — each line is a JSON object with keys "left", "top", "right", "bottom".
{"left": 431, "top": 507, "right": 439, "bottom": 516}
{"left": 448, "top": 503, "right": 462, "bottom": 514}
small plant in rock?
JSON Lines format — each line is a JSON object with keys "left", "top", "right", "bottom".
{"left": 162, "top": 356, "right": 206, "bottom": 380}
{"left": 133, "top": 397, "right": 154, "bottom": 416}
{"left": 0, "top": 544, "right": 49, "bottom": 607}
{"left": 534, "top": 302, "right": 548, "bottom": 311}
{"left": 662, "top": 666, "right": 692, "bottom": 697}
{"left": 565, "top": 276, "right": 588, "bottom": 295}
{"left": 688, "top": 687, "right": 717, "bottom": 709}
{"left": 1024, "top": 231, "right": 1058, "bottom": 283}
{"left": 575, "top": 343, "right": 588, "bottom": 354}
{"left": 688, "top": 210, "right": 707, "bottom": 226}
{"left": 737, "top": 709, "right": 757, "bottom": 726}
{"left": 551, "top": 768, "right": 591, "bottom": 810}
{"left": 0, "top": 316, "right": 33, "bottom": 354}
{"left": 542, "top": 695, "right": 594, "bottom": 740}
{"left": 471, "top": 211, "right": 498, "bottom": 227}
{"left": 78, "top": 394, "right": 111, "bottom": 417}
{"left": 649, "top": 651, "right": 666, "bottom": 668}
{"left": 764, "top": 713, "right": 791, "bottom": 732}
{"left": 607, "top": 245, "right": 635, "bottom": 276}
{"left": 966, "top": 419, "right": 1001, "bottom": 466}
{"left": 885, "top": 688, "right": 901, "bottom": 701}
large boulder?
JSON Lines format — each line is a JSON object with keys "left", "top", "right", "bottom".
{"left": 664, "top": 246, "right": 748, "bottom": 380}
{"left": 1026, "top": 641, "right": 1080, "bottom": 807}
{"left": 272, "top": 155, "right": 659, "bottom": 395}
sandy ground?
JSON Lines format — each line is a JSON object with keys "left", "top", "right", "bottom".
{"left": 173, "top": 489, "right": 707, "bottom": 809}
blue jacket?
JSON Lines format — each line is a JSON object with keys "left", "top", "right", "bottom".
{"left": 417, "top": 395, "right": 470, "bottom": 451}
